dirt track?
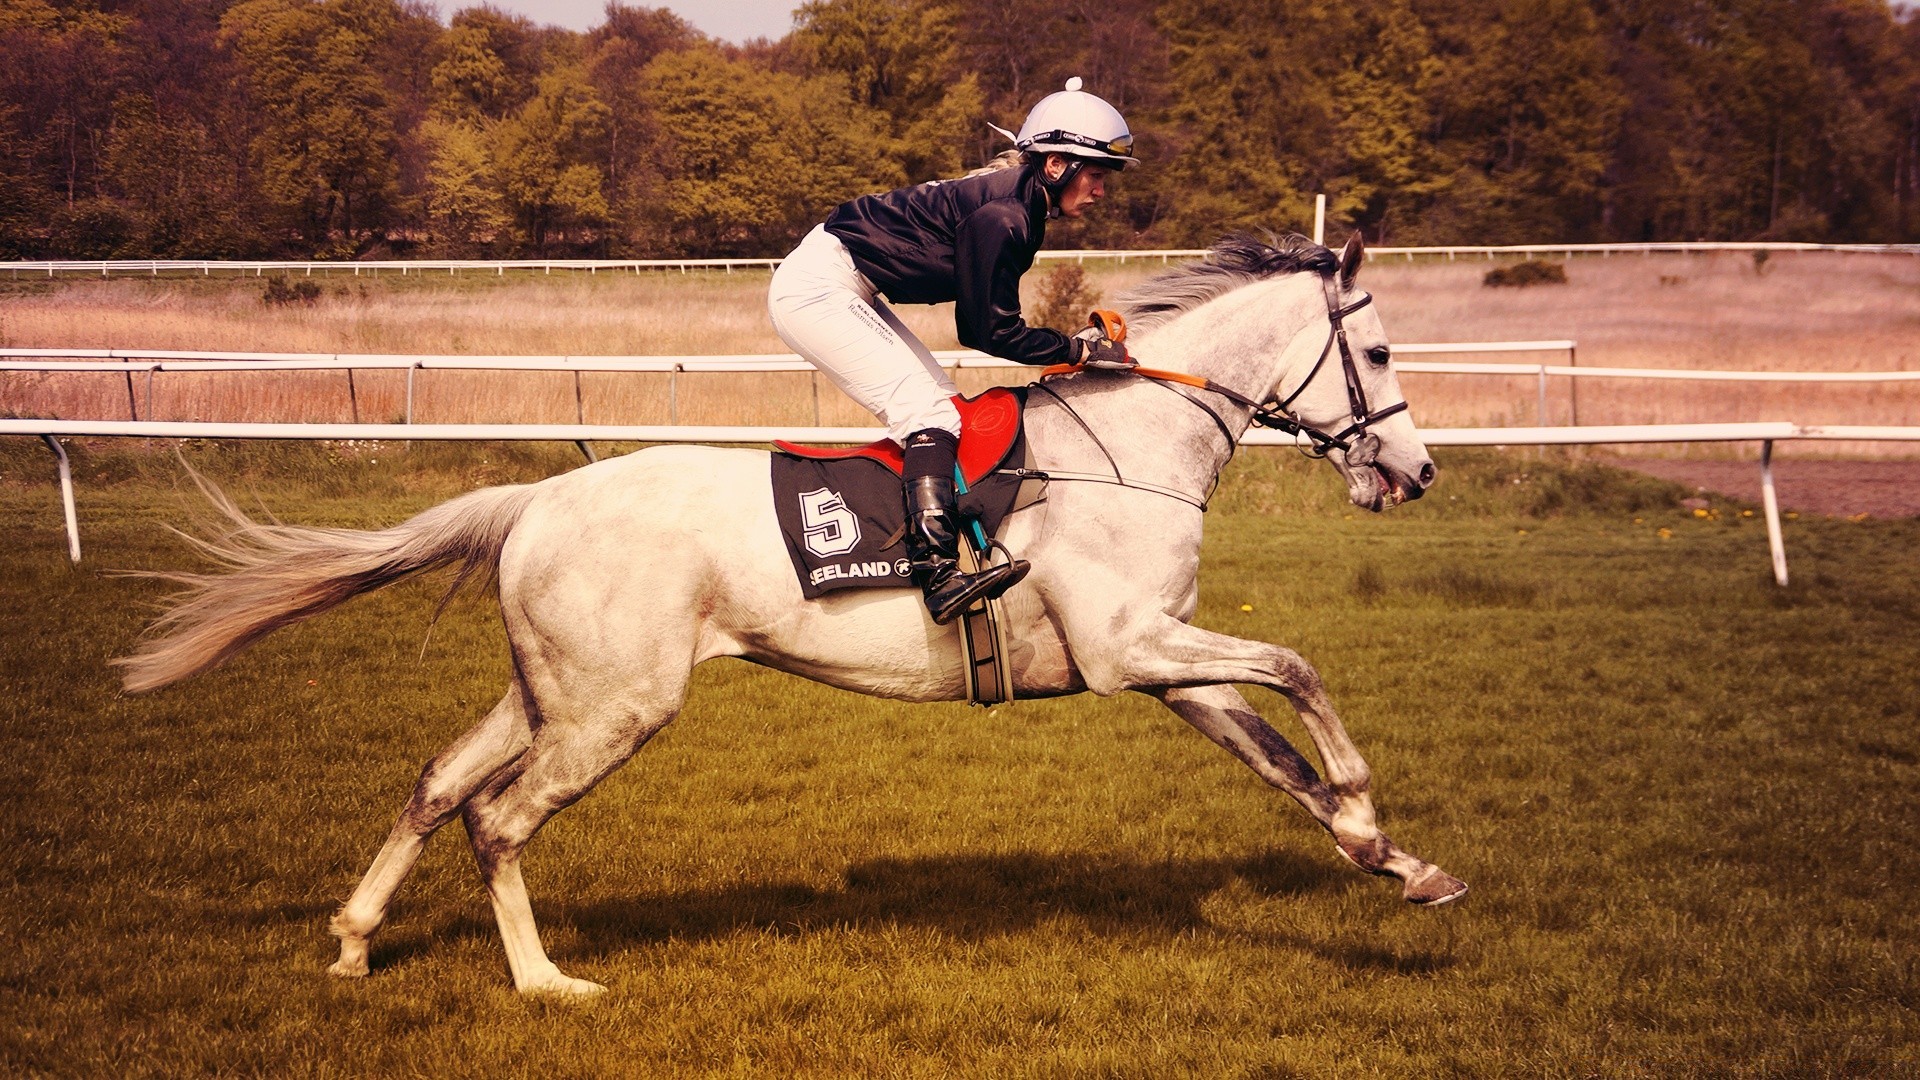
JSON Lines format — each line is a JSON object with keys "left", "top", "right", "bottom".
{"left": 1600, "top": 458, "right": 1920, "bottom": 519}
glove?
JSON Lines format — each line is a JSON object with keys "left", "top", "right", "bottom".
{"left": 1069, "top": 325, "right": 1134, "bottom": 369}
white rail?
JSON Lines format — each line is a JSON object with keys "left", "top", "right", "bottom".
{"left": 7, "top": 416, "right": 1917, "bottom": 586}
{"left": 4, "top": 241, "right": 1918, "bottom": 277}
{"left": 0, "top": 343, "right": 1579, "bottom": 426}
{"left": 14, "top": 343, "right": 1920, "bottom": 431}
{"left": 0, "top": 343, "right": 1581, "bottom": 367}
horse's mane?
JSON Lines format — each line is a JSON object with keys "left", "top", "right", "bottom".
{"left": 1116, "top": 232, "right": 1336, "bottom": 332}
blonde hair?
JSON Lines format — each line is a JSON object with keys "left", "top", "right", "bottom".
{"left": 963, "top": 149, "right": 1026, "bottom": 178}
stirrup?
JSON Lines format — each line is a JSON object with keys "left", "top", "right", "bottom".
{"left": 925, "top": 558, "right": 1029, "bottom": 625}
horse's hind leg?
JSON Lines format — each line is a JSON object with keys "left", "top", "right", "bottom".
{"left": 328, "top": 687, "right": 532, "bottom": 977}
{"left": 459, "top": 688, "right": 685, "bottom": 996}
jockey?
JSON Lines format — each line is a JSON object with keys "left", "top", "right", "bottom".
{"left": 769, "top": 77, "right": 1138, "bottom": 625}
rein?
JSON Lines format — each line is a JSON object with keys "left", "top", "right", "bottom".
{"left": 1020, "top": 274, "right": 1409, "bottom": 509}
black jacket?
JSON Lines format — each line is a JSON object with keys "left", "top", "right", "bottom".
{"left": 824, "top": 166, "right": 1070, "bottom": 364}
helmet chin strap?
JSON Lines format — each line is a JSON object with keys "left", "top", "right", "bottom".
{"left": 1040, "top": 157, "right": 1086, "bottom": 218}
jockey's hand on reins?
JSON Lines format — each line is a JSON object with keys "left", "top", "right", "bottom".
{"left": 1069, "top": 310, "right": 1135, "bottom": 370}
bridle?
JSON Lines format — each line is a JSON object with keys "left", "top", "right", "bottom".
{"left": 1042, "top": 271, "right": 1409, "bottom": 468}
{"left": 1023, "top": 271, "right": 1410, "bottom": 510}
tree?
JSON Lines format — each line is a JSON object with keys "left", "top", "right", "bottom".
{"left": 0, "top": 103, "right": 53, "bottom": 257}
{"left": 792, "top": 0, "right": 985, "bottom": 181}
{"left": 0, "top": 0, "right": 133, "bottom": 212}
{"left": 220, "top": 0, "right": 405, "bottom": 252}
{"left": 1415, "top": 0, "right": 1624, "bottom": 242}
{"left": 420, "top": 116, "right": 510, "bottom": 250}
{"left": 432, "top": 20, "right": 520, "bottom": 121}
{"left": 587, "top": 4, "right": 701, "bottom": 250}
{"left": 492, "top": 64, "right": 613, "bottom": 251}
{"left": 638, "top": 46, "right": 900, "bottom": 253}
{"left": 1330, "top": 0, "right": 1444, "bottom": 243}
{"left": 1148, "top": 0, "right": 1353, "bottom": 243}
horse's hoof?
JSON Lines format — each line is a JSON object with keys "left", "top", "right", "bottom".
{"left": 520, "top": 973, "right": 607, "bottom": 998}
{"left": 327, "top": 957, "right": 370, "bottom": 978}
{"left": 1403, "top": 864, "right": 1468, "bottom": 906}
{"left": 328, "top": 938, "right": 371, "bottom": 978}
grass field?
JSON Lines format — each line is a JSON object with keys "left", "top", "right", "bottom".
{"left": 3, "top": 440, "right": 1917, "bottom": 1077}
{"left": 3, "top": 250, "right": 1917, "bottom": 454}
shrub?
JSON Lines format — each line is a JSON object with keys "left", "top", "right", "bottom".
{"left": 1483, "top": 260, "right": 1567, "bottom": 288}
{"left": 262, "top": 277, "right": 322, "bottom": 307}
{"left": 1029, "top": 263, "right": 1098, "bottom": 332}
{"left": 48, "top": 200, "right": 141, "bottom": 258}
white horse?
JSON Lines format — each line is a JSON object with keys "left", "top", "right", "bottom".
{"left": 118, "top": 233, "right": 1465, "bottom": 996}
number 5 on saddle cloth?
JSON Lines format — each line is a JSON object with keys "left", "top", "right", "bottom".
{"left": 771, "top": 388, "right": 1032, "bottom": 705}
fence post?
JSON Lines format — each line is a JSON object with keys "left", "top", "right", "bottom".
{"left": 405, "top": 364, "right": 416, "bottom": 424}
{"left": 1760, "top": 439, "right": 1788, "bottom": 586}
{"left": 40, "top": 435, "right": 80, "bottom": 564}
{"left": 1568, "top": 344, "right": 1579, "bottom": 426}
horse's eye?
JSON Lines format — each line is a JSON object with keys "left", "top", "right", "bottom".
{"left": 1367, "top": 346, "right": 1391, "bottom": 366}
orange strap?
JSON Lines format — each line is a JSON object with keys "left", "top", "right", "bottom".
{"left": 1040, "top": 362, "right": 1213, "bottom": 391}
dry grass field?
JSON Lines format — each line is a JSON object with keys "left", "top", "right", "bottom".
{"left": 2, "top": 250, "right": 1917, "bottom": 453}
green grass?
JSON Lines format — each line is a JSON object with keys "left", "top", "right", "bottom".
{"left": 2, "top": 442, "right": 1916, "bottom": 1077}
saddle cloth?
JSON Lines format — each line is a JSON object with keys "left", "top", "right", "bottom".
{"left": 771, "top": 388, "right": 1026, "bottom": 599}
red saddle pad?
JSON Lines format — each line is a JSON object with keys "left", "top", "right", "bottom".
{"left": 773, "top": 386, "right": 1023, "bottom": 487}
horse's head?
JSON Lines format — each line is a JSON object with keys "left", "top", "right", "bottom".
{"left": 1116, "top": 231, "right": 1435, "bottom": 512}
{"left": 1286, "top": 234, "right": 1435, "bottom": 512}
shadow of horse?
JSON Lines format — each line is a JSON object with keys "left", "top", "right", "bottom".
{"left": 365, "top": 849, "right": 1452, "bottom": 976}
{"left": 531, "top": 848, "right": 1456, "bottom": 975}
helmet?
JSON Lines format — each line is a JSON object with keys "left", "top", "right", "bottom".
{"left": 1004, "top": 78, "right": 1138, "bottom": 170}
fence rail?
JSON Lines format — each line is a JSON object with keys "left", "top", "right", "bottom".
{"left": 6, "top": 415, "right": 1918, "bottom": 586}
{"left": 4, "top": 241, "right": 1918, "bottom": 279}
{"left": 1, "top": 342, "right": 1580, "bottom": 426}
{"left": 11, "top": 343, "right": 1919, "bottom": 431}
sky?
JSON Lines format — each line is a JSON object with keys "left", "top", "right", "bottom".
{"left": 433, "top": 0, "right": 800, "bottom": 43}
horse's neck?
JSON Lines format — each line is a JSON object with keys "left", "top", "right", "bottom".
{"left": 1029, "top": 278, "right": 1323, "bottom": 499}
{"left": 1141, "top": 275, "right": 1324, "bottom": 401}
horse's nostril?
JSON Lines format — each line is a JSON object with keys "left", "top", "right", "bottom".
{"left": 1418, "top": 462, "right": 1436, "bottom": 488}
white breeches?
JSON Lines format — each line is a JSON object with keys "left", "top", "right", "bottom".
{"left": 769, "top": 224, "right": 962, "bottom": 444}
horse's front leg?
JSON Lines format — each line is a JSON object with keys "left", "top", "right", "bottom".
{"left": 1092, "top": 625, "right": 1466, "bottom": 906}
{"left": 1149, "top": 684, "right": 1341, "bottom": 829}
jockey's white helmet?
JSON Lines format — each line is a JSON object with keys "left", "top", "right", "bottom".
{"left": 1011, "top": 77, "right": 1138, "bottom": 169}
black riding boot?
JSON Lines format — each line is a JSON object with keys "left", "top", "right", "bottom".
{"left": 902, "top": 429, "right": 1029, "bottom": 624}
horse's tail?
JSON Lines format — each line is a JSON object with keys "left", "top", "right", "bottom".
{"left": 114, "top": 469, "right": 542, "bottom": 694}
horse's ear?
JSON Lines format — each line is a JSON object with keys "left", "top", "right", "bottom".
{"left": 1338, "top": 232, "right": 1365, "bottom": 286}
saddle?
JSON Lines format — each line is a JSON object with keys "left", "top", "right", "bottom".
{"left": 770, "top": 387, "right": 1029, "bottom": 706}
{"left": 772, "top": 387, "right": 1024, "bottom": 485}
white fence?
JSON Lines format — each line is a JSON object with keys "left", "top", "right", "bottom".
{"left": 1, "top": 342, "right": 1582, "bottom": 426}
{"left": 6, "top": 411, "right": 1918, "bottom": 587}
{"left": 4, "top": 241, "right": 1918, "bottom": 279}
{"left": 9, "top": 342, "right": 1920, "bottom": 428}
{"left": 7, "top": 340, "right": 1917, "bottom": 583}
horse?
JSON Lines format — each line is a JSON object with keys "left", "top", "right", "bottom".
{"left": 116, "top": 232, "right": 1465, "bottom": 996}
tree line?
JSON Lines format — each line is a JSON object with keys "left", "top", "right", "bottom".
{"left": 4, "top": 0, "right": 1918, "bottom": 259}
